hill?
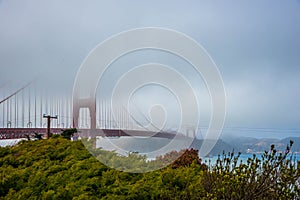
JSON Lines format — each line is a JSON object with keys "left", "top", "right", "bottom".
{"left": 222, "top": 136, "right": 300, "bottom": 153}
{"left": 190, "top": 138, "right": 234, "bottom": 156}
{"left": 0, "top": 137, "right": 299, "bottom": 199}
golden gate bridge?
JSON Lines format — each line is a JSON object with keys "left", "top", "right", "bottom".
{"left": 0, "top": 82, "right": 196, "bottom": 140}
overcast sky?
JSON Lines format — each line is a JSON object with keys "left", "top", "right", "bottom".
{"left": 0, "top": 0, "right": 299, "bottom": 138}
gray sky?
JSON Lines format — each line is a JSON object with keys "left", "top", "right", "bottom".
{"left": 0, "top": 0, "right": 299, "bottom": 138}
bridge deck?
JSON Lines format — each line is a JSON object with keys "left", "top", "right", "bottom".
{"left": 0, "top": 128, "right": 185, "bottom": 140}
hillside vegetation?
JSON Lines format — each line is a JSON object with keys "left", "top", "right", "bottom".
{"left": 0, "top": 137, "right": 300, "bottom": 199}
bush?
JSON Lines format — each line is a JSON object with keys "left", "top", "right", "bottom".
{"left": 202, "top": 140, "right": 300, "bottom": 199}
{"left": 0, "top": 138, "right": 299, "bottom": 199}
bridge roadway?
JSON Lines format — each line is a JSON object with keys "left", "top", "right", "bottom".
{"left": 0, "top": 128, "right": 63, "bottom": 139}
{"left": 0, "top": 128, "right": 182, "bottom": 140}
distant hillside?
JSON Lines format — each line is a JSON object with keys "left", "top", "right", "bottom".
{"left": 189, "top": 138, "right": 234, "bottom": 156}
{"left": 190, "top": 136, "right": 300, "bottom": 156}
{"left": 279, "top": 137, "right": 300, "bottom": 152}
{"left": 222, "top": 136, "right": 300, "bottom": 153}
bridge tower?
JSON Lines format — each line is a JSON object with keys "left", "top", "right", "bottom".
{"left": 72, "top": 98, "right": 96, "bottom": 129}
{"left": 186, "top": 127, "right": 196, "bottom": 138}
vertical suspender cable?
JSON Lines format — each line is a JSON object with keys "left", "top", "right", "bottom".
{"left": 2, "top": 88, "right": 4, "bottom": 128}
{"left": 6, "top": 93, "right": 9, "bottom": 126}
{"left": 28, "top": 87, "right": 31, "bottom": 127}
{"left": 22, "top": 89, "right": 24, "bottom": 127}
{"left": 40, "top": 91, "right": 43, "bottom": 127}
{"left": 34, "top": 86, "right": 36, "bottom": 128}
{"left": 66, "top": 95, "right": 68, "bottom": 128}
{"left": 14, "top": 95, "right": 17, "bottom": 127}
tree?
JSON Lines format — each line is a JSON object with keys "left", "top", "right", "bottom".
{"left": 33, "top": 132, "right": 42, "bottom": 140}
{"left": 60, "top": 128, "right": 77, "bottom": 140}
{"left": 24, "top": 134, "right": 31, "bottom": 141}
{"left": 155, "top": 148, "right": 205, "bottom": 169}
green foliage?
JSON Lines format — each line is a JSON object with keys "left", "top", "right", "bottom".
{"left": 60, "top": 128, "right": 77, "bottom": 140}
{"left": 0, "top": 138, "right": 299, "bottom": 199}
{"left": 24, "top": 134, "right": 31, "bottom": 141}
{"left": 202, "top": 140, "right": 300, "bottom": 199}
{"left": 82, "top": 138, "right": 154, "bottom": 173}
{"left": 156, "top": 148, "right": 206, "bottom": 169}
{"left": 33, "top": 132, "right": 43, "bottom": 140}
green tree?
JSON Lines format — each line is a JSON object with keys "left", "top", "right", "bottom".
{"left": 33, "top": 132, "right": 42, "bottom": 140}
{"left": 60, "top": 128, "right": 77, "bottom": 140}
